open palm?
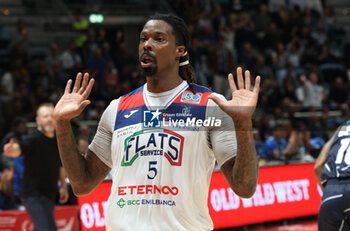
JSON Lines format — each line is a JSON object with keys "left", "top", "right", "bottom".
{"left": 208, "top": 67, "right": 260, "bottom": 120}
{"left": 53, "top": 73, "right": 95, "bottom": 121}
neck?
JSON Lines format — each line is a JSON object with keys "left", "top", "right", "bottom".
{"left": 38, "top": 127, "right": 55, "bottom": 138}
{"left": 146, "top": 70, "right": 183, "bottom": 93}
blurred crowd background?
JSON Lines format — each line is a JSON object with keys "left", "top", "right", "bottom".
{"left": 0, "top": 0, "right": 349, "bottom": 210}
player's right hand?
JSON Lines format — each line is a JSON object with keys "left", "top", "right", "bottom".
{"left": 53, "top": 72, "right": 94, "bottom": 121}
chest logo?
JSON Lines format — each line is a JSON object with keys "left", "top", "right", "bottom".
{"left": 180, "top": 91, "right": 202, "bottom": 104}
{"left": 121, "top": 130, "right": 184, "bottom": 166}
{"left": 124, "top": 110, "right": 138, "bottom": 118}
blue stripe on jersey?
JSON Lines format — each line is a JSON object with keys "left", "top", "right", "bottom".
{"left": 191, "top": 84, "right": 213, "bottom": 93}
{"left": 114, "top": 105, "right": 146, "bottom": 131}
{"left": 322, "top": 123, "right": 350, "bottom": 181}
{"left": 114, "top": 84, "right": 211, "bottom": 131}
{"left": 114, "top": 104, "right": 208, "bottom": 131}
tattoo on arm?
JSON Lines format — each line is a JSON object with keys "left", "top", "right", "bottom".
{"left": 221, "top": 119, "right": 259, "bottom": 198}
{"left": 56, "top": 120, "right": 110, "bottom": 194}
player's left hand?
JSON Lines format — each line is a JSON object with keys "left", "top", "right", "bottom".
{"left": 208, "top": 67, "right": 260, "bottom": 121}
{"left": 59, "top": 187, "right": 69, "bottom": 204}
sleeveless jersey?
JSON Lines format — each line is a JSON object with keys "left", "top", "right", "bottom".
{"left": 89, "top": 82, "right": 237, "bottom": 231}
{"left": 321, "top": 121, "right": 350, "bottom": 185}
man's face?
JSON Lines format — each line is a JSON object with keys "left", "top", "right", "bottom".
{"left": 36, "top": 106, "right": 55, "bottom": 133}
{"left": 139, "top": 20, "right": 178, "bottom": 77}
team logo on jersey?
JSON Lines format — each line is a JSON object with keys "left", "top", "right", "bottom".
{"left": 121, "top": 129, "right": 184, "bottom": 166}
{"left": 180, "top": 91, "right": 202, "bottom": 104}
{"left": 117, "top": 198, "right": 126, "bottom": 208}
{"left": 143, "top": 109, "right": 161, "bottom": 128}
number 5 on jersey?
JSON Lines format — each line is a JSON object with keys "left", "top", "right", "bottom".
{"left": 148, "top": 161, "right": 157, "bottom": 179}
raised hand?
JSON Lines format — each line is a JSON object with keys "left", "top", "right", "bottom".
{"left": 53, "top": 73, "right": 94, "bottom": 121}
{"left": 208, "top": 67, "right": 260, "bottom": 121}
{"left": 4, "top": 138, "right": 21, "bottom": 157}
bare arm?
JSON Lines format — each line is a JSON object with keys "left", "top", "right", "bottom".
{"left": 220, "top": 119, "right": 259, "bottom": 198}
{"left": 314, "top": 127, "right": 340, "bottom": 190}
{"left": 54, "top": 73, "right": 111, "bottom": 196}
{"left": 209, "top": 67, "right": 260, "bottom": 198}
{"left": 58, "top": 167, "right": 69, "bottom": 203}
{"left": 56, "top": 121, "right": 110, "bottom": 195}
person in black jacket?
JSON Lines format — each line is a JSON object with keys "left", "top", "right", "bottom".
{"left": 4, "top": 102, "right": 69, "bottom": 231}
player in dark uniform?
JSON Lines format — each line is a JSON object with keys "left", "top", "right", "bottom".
{"left": 315, "top": 120, "right": 350, "bottom": 231}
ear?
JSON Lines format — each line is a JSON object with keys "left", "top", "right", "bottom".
{"left": 176, "top": 45, "right": 186, "bottom": 58}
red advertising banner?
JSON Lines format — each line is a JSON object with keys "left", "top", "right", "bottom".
{"left": 208, "top": 163, "right": 322, "bottom": 229}
{"left": 77, "top": 163, "right": 322, "bottom": 230}
{"left": 77, "top": 181, "right": 111, "bottom": 231}
{"left": 0, "top": 205, "right": 79, "bottom": 231}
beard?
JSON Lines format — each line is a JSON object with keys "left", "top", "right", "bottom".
{"left": 41, "top": 125, "right": 55, "bottom": 133}
{"left": 139, "top": 50, "right": 158, "bottom": 77}
{"left": 141, "top": 66, "right": 158, "bottom": 77}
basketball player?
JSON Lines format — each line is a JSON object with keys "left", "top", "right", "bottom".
{"left": 315, "top": 119, "right": 350, "bottom": 231}
{"left": 53, "top": 14, "right": 260, "bottom": 230}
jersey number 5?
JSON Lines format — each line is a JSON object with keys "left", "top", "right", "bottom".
{"left": 148, "top": 161, "right": 157, "bottom": 179}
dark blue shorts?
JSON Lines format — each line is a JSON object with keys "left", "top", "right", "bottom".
{"left": 319, "top": 178, "right": 350, "bottom": 231}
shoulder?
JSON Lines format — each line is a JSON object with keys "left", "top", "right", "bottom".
{"left": 117, "top": 85, "right": 145, "bottom": 110}
{"left": 191, "top": 83, "right": 212, "bottom": 94}
{"left": 120, "top": 85, "right": 144, "bottom": 98}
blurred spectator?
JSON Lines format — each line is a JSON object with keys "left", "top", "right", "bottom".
{"left": 0, "top": 118, "right": 27, "bottom": 210}
{"left": 103, "top": 61, "right": 119, "bottom": 86}
{"left": 286, "top": 36, "right": 304, "bottom": 74}
{"left": 211, "top": 3, "right": 226, "bottom": 32}
{"left": 281, "top": 77, "right": 299, "bottom": 104}
{"left": 260, "top": 123, "right": 289, "bottom": 162}
{"left": 77, "top": 136, "right": 89, "bottom": 155}
{"left": 235, "top": 16, "right": 258, "bottom": 50}
{"left": 289, "top": 122, "right": 315, "bottom": 162}
{"left": 296, "top": 72, "right": 326, "bottom": 108}
{"left": 0, "top": 118, "right": 27, "bottom": 171}
{"left": 73, "top": 10, "right": 89, "bottom": 49}
{"left": 272, "top": 42, "right": 288, "bottom": 81}
{"left": 46, "top": 43, "right": 62, "bottom": 71}
{"left": 11, "top": 19, "right": 28, "bottom": 50}
{"left": 254, "top": 56, "right": 273, "bottom": 79}
{"left": 252, "top": 4, "right": 272, "bottom": 35}
{"left": 220, "top": 22, "right": 235, "bottom": 57}
{"left": 311, "top": 21, "right": 328, "bottom": 46}
{"left": 207, "top": 35, "right": 234, "bottom": 95}
{"left": 237, "top": 42, "right": 257, "bottom": 70}
{"left": 260, "top": 22, "right": 283, "bottom": 51}
{"left": 307, "top": 111, "right": 329, "bottom": 141}
{"left": 97, "top": 28, "right": 108, "bottom": 44}
{"left": 268, "top": 0, "right": 287, "bottom": 13}
{"left": 318, "top": 44, "right": 337, "bottom": 65}
{"left": 77, "top": 125, "right": 91, "bottom": 141}
{"left": 83, "top": 28, "right": 100, "bottom": 62}
{"left": 329, "top": 77, "right": 348, "bottom": 107}
{"left": 61, "top": 40, "right": 83, "bottom": 75}
{"left": 86, "top": 47, "right": 109, "bottom": 89}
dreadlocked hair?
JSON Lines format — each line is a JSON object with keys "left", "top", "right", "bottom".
{"left": 147, "top": 14, "right": 197, "bottom": 93}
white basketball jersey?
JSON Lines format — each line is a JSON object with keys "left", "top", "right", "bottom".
{"left": 89, "top": 81, "right": 237, "bottom": 231}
